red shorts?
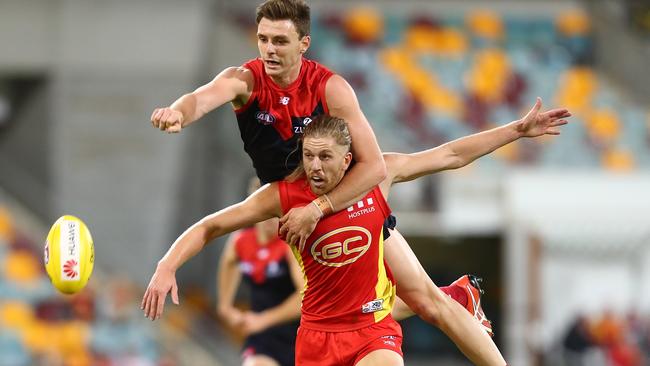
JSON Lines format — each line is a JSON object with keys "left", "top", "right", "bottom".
{"left": 295, "top": 316, "right": 403, "bottom": 366}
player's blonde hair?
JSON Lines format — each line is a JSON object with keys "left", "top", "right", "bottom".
{"left": 256, "top": 0, "right": 311, "bottom": 38}
{"left": 287, "top": 115, "right": 352, "bottom": 182}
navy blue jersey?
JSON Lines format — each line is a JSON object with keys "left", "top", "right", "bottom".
{"left": 235, "top": 58, "right": 334, "bottom": 183}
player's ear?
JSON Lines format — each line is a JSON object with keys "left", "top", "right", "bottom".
{"left": 342, "top": 152, "right": 352, "bottom": 171}
{"left": 300, "top": 35, "right": 311, "bottom": 54}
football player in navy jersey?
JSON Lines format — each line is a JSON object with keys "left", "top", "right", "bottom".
{"left": 217, "top": 179, "right": 302, "bottom": 366}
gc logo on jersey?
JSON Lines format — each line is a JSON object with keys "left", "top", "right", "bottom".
{"left": 310, "top": 226, "right": 371, "bottom": 267}
{"left": 256, "top": 111, "right": 276, "bottom": 125}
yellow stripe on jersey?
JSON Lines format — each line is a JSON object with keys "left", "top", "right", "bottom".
{"left": 374, "top": 230, "right": 396, "bottom": 323}
{"left": 290, "top": 244, "right": 308, "bottom": 300}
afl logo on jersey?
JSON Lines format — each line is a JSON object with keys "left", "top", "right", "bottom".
{"left": 310, "top": 226, "right": 371, "bottom": 267}
{"left": 256, "top": 111, "right": 276, "bottom": 125}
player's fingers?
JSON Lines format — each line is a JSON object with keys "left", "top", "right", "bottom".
{"left": 534, "top": 97, "right": 542, "bottom": 111}
{"left": 298, "top": 236, "right": 307, "bottom": 253}
{"left": 151, "top": 109, "right": 160, "bottom": 126}
{"left": 551, "top": 119, "right": 568, "bottom": 127}
{"left": 546, "top": 128, "right": 561, "bottom": 135}
{"left": 155, "top": 291, "right": 167, "bottom": 320}
{"left": 278, "top": 222, "right": 289, "bottom": 236}
{"left": 171, "top": 283, "right": 180, "bottom": 305}
{"left": 167, "top": 124, "right": 181, "bottom": 134}
{"left": 141, "top": 289, "right": 148, "bottom": 310}
{"left": 144, "top": 291, "right": 154, "bottom": 319}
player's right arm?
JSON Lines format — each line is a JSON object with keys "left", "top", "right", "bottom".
{"left": 151, "top": 66, "right": 253, "bottom": 133}
{"left": 141, "top": 183, "right": 282, "bottom": 321}
{"left": 216, "top": 235, "right": 245, "bottom": 330}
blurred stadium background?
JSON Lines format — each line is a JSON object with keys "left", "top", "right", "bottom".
{"left": 1, "top": 0, "right": 650, "bottom": 365}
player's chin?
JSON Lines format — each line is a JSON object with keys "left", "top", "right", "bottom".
{"left": 264, "top": 65, "right": 281, "bottom": 74}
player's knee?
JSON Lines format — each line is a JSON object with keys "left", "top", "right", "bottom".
{"left": 409, "top": 296, "right": 443, "bottom": 326}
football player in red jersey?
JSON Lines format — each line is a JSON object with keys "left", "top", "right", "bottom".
{"left": 148, "top": 0, "right": 569, "bottom": 358}
{"left": 143, "top": 109, "right": 568, "bottom": 364}
{"left": 150, "top": 0, "right": 501, "bottom": 337}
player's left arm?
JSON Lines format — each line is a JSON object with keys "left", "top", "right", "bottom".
{"left": 386, "top": 98, "right": 570, "bottom": 185}
{"left": 241, "top": 249, "right": 304, "bottom": 335}
{"left": 279, "top": 74, "right": 386, "bottom": 248}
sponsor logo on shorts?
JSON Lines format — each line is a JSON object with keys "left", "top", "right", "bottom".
{"left": 362, "top": 299, "right": 384, "bottom": 313}
{"left": 381, "top": 335, "right": 397, "bottom": 347}
{"left": 310, "top": 226, "right": 371, "bottom": 267}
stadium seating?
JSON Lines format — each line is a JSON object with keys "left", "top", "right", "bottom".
{"left": 309, "top": 7, "right": 650, "bottom": 171}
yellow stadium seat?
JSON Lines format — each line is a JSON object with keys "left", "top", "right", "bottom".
{"left": 602, "top": 148, "right": 635, "bottom": 171}
{"left": 556, "top": 10, "right": 591, "bottom": 37}
{"left": 0, "top": 301, "right": 35, "bottom": 330}
{"left": 4, "top": 250, "right": 42, "bottom": 284}
{"left": 0, "top": 206, "right": 14, "bottom": 242}
{"left": 467, "top": 10, "right": 504, "bottom": 40}
{"left": 343, "top": 7, "right": 384, "bottom": 44}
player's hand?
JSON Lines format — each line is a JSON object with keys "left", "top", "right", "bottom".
{"left": 141, "top": 263, "right": 179, "bottom": 321}
{"left": 240, "top": 311, "right": 271, "bottom": 336}
{"left": 217, "top": 306, "right": 245, "bottom": 330}
{"left": 517, "top": 97, "right": 571, "bottom": 138}
{"left": 279, "top": 204, "right": 322, "bottom": 251}
{"left": 151, "top": 107, "right": 184, "bottom": 133}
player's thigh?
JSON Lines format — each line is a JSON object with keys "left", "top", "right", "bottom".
{"left": 242, "top": 354, "right": 281, "bottom": 366}
{"left": 383, "top": 229, "right": 431, "bottom": 293}
{"left": 355, "top": 349, "right": 403, "bottom": 366}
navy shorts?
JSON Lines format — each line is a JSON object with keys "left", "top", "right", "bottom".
{"left": 242, "top": 322, "right": 298, "bottom": 366}
{"left": 382, "top": 214, "right": 397, "bottom": 240}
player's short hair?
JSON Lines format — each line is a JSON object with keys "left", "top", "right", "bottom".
{"left": 256, "top": 0, "right": 311, "bottom": 38}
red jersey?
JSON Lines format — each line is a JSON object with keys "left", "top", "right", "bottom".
{"left": 233, "top": 228, "right": 296, "bottom": 314}
{"left": 278, "top": 178, "right": 396, "bottom": 332}
{"left": 235, "top": 58, "right": 335, "bottom": 183}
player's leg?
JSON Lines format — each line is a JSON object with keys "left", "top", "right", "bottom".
{"left": 355, "top": 350, "right": 403, "bottom": 366}
{"left": 384, "top": 228, "right": 506, "bottom": 366}
{"left": 384, "top": 226, "right": 492, "bottom": 334}
{"left": 243, "top": 355, "right": 281, "bottom": 366}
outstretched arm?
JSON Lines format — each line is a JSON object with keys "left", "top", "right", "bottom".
{"left": 150, "top": 66, "right": 253, "bottom": 133}
{"left": 141, "top": 183, "right": 281, "bottom": 321}
{"left": 216, "top": 236, "right": 245, "bottom": 330}
{"left": 239, "top": 249, "right": 304, "bottom": 335}
{"left": 279, "top": 75, "right": 386, "bottom": 248}
{"left": 381, "top": 98, "right": 570, "bottom": 192}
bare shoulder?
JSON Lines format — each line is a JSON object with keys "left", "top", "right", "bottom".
{"left": 325, "top": 74, "right": 353, "bottom": 96}
{"left": 221, "top": 66, "right": 254, "bottom": 89}
{"left": 324, "top": 74, "right": 360, "bottom": 115}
